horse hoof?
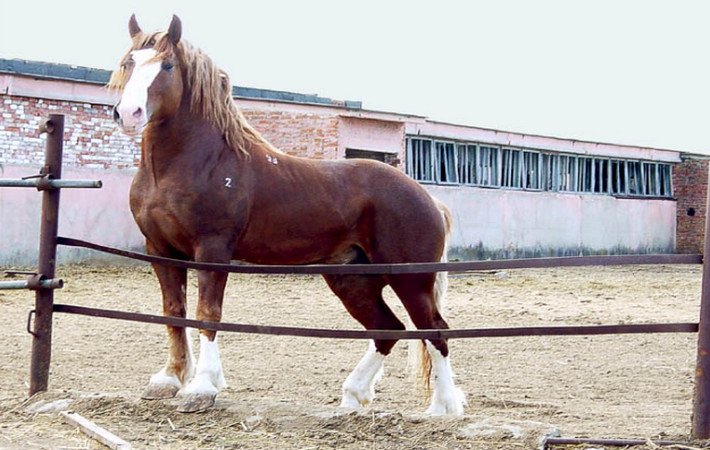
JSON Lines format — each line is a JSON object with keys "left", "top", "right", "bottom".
{"left": 177, "top": 394, "right": 216, "bottom": 413}
{"left": 142, "top": 383, "right": 180, "bottom": 400}
{"left": 426, "top": 387, "right": 467, "bottom": 416}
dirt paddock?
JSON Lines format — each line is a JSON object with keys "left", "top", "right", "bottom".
{"left": 0, "top": 263, "right": 708, "bottom": 449}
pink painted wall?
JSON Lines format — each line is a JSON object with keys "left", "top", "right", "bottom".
{"left": 427, "top": 185, "right": 676, "bottom": 258}
{"left": 1, "top": 165, "right": 141, "bottom": 265}
{"left": 337, "top": 116, "right": 406, "bottom": 165}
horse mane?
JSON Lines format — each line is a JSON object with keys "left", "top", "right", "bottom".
{"left": 108, "top": 32, "right": 279, "bottom": 156}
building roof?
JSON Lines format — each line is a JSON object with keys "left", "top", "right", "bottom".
{"left": 0, "top": 58, "right": 362, "bottom": 110}
{"left": 2, "top": 58, "right": 701, "bottom": 158}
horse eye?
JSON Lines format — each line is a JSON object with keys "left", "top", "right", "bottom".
{"left": 161, "top": 61, "right": 174, "bottom": 71}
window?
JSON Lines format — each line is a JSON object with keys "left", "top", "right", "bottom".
{"left": 576, "top": 157, "right": 594, "bottom": 192}
{"left": 501, "top": 148, "right": 522, "bottom": 188}
{"left": 642, "top": 162, "right": 657, "bottom": 196}
{"left": 557, "top": 155, "right": 577, "bottom": 192}
{"left": 477, "top": 145, "right": 500, "bottom": 186}
{"left": 611, "top": 160, "right": 627, "bottom": 195}
{"left": 659, "top": 164, "right": 672, "bottom": 197}
{"left": 458, "top": 144, "right": 477, "bottom": 185}
{"left": 541, "top": 154, "right": 554, "bottom": 191}
{"left": 523, "top": 151, "right": 540, "bottom": 190}
{"left": 436, "top": 142, "right": 458, "bottom": 184}
{"left": 594, "top": 159, "right": 609, "bottom": 193}
{"left": 406, "top": 138, "right": 434, "bottom": 182}
{"left": 405, "top": 136, "right": 672, "bottom": 198}
{"left": 345, "top": 148, "right": 385, "bottom": 162}
{"left": 627, "top": 161, "right": 643, "bottom": 195}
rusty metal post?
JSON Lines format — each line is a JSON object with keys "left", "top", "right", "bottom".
{"left": 28, "top": 114, "right": 64, "bottom": 396}
{"left": 693, "top": 162, "right": 710, "bottom": 438}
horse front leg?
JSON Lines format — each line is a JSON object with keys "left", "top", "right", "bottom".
{"left": 178, "top": 261, "right": 229, "bottom": 413}
{"left": 143, "top": 255, "right": 194, "bottom": 400}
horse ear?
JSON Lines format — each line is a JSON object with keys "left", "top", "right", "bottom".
{"left": 168, "top": 15, "right": 182, "bottom": 45}
{"left": 128, "top": 14, "right": 142, "bottom": 38}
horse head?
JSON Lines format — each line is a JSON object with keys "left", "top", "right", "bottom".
{"left": 111, "top": 14, "right": 184, "bottom": 136}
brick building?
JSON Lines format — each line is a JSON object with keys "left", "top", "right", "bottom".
{"left": 1, "top": 58, "right": 707, "bottom": 264}
{"left": 674, "top": 157, "right": 710, "bottom": 254}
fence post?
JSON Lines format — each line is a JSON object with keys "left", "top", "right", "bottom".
{"left": 28, "top": 114, "right": 64, "bottom": 396}
{"left": 692, "top": 162, "right": 710, "bottom": 438}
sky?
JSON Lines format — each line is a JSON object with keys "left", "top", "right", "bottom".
{"left": 1, "top": 0, "right": 709, "bottom": 154}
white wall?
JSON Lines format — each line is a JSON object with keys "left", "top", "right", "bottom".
{"left": 426, "top": 185, "right": 676, "bottom": 259}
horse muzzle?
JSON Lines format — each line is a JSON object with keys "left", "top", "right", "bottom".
{"left": 113, "top": 102, "right": 147, "bottom": 136}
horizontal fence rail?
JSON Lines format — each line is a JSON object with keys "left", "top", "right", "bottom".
{"left": 53, "top": 304, "right": 699, "bottom": 340}
{"left": 0, "top": 179, "right": 102, "bottom": 189}
{"left": 0, "top": 278, "right": 63, "bottom": 290}
{"left": 57, "top": 236, "right": 704, "bottom": 275}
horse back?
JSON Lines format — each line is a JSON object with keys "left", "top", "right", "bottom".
{"left": 237, "top": 156, "right": 446, "bottom": 265}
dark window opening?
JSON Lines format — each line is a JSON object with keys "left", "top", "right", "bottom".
{"left": 345, "top": 148, "right": 385, "bottom": 162}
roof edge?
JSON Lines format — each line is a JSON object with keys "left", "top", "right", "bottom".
{"left": 0, "top": 58, "right": 362, "bottom": 110}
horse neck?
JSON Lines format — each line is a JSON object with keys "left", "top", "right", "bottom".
{"left": 140, "top": 107, "right": 233, "bottom": 174}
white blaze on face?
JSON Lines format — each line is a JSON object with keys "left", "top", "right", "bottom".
{"left": 116, "top": 48, "right": 161, "bottom": 135}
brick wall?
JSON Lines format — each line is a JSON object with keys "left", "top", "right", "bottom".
{"left": 0, "top": 94, "right": 138, "bottom": 169}
{"left": 0, "top": 95, "right": 341, "bottom": 168}
{"left": 242, "top": 109, "right": 340, "bottom": 159}
{"left": 675, "top": 158, "right": 709, "bottom": 254}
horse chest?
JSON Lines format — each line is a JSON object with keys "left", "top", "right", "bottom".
{"left": 130, "top": 170, "right": 246, "bottom": 254}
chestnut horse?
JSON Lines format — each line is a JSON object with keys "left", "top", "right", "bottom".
{"left": 109, "top": 14, "right": 466, "bottom": 415}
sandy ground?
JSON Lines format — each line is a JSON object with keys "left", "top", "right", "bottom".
{"left": 0, "top": 263, "right": 707, "bottom": 449}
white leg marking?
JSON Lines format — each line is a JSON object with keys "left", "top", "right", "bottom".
{"left": 425, "top": 341, "right": 467, "bottom": 416}
{"left": 341, "top": 341, "right": 385, "bottom": 408}
{"left": 183, "top": 327, "right": 196, "bottom": 383}
{"left": 116, "top": 48, "right": 161, "bottom": 134}
{"left": 149, "top": 367, "right": 182, "bottom": 391}
{"left": 148, "top": 327, "right": 195, "bottom": 388}
{"left": 181, "top": 334, "right": 227, "bottom": 397}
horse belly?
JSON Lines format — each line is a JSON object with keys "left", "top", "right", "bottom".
{"left": 234, "top": 218, "right": 360, "bottom": 265}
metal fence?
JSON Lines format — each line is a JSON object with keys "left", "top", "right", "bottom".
{"left": 3, "top": 114, "right": 710, "bottom": 440}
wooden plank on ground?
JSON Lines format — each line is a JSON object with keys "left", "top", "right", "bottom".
{"left": 60, "top": 411, "right": 131, "bottom": 450}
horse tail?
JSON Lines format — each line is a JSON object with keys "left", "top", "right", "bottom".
{"left": 410, "top": 197, "right": 452, "bottom": 395}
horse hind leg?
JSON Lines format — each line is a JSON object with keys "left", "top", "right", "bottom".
{"left": 323, "top": 273, "right": 405, "bottom": 409}
{"left": 389, "top": 273, "right": 467, "bottom": 415}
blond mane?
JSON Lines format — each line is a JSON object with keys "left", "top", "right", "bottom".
{"left": 108, "top": 32, "right": 278, "bottom": 156}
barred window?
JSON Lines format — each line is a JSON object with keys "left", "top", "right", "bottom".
{"left": 458, "top": 144, "right": 477, "bottom": 185}
{"left": 594, "top": 159, "right": 610, "bottom": 193}
{"left": 502, "top": 148, "right": 522, "bottom": 188}
{"left": 523, "top": 151, "right": 540, "bottom": 190}
{"left": 436, "top": 142, "right": 458, "bottom": 184}
{"left": 542, "top": 154, "right": 553, "bottom": 191}
{"left": 477, "top": 145, "right": 500, "bottom": 186}
{"left": 611, "top": 160, "right": 627, "bottom": 194}
{"left": 404, "top": 137, "right": 673, "bottom": 198}
{"left": 659, "top": 164, "right": 672, "bottom": 197}
{"left": 406, "top": 138, "right": 434, "bottom": 182}
{"left": 628, "top": 161, "right": 643, "bottom": 195}
{"left": 557, "top": 155, "right": 577, "bottom": 192}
